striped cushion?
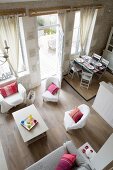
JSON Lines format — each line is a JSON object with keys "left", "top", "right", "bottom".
{"left": 69, "top": 108, "right": 83, "bottom": 123}
{"left": 56, "top": 154, "right": 77, "bottom": 170}
{"left": 0, "top": 82, "right": 18, "bottom": 98}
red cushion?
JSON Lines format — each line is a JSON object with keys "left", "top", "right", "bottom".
{"left": 69, "top": 107, "right": 79, "bottom": 118}
{"left": 70, "top": 108, "right": 83, "bottom": 123}
{"left": 56, "top": 154, "right": 77, "bottom": 170}
{"left": 0, "top": 82, "right": 18, "bottom": 98}
{"left": 47, "top": 83, "right": 59, "bottom": 95}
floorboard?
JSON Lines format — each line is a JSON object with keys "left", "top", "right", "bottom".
{"left": 0, "top": 80, "right": 113, "bottom": 170}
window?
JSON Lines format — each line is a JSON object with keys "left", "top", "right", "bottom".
{"left": 0, "top": 18, "right": 26, "bottom": 82}
{"left": 71, "top": 11, "right": 80, "bottom": 55}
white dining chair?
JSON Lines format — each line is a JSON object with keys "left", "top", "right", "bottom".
{"left": 92, "top": 53, "right": 102, "bottom": 62}
{"left": 68, "top": 61, "right": 82, "bottom": 79}
{"left": 101, "top": 58, "right": 109, "bottom": 67}
{"left": 97, "top": 57, "right": 109, "bottom": 79}
{"left": 80, "top": 71, "right": 93, "bottom": 89}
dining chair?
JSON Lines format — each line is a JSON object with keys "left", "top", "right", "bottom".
{"left": 101, "top": 57, "right": 109, "bottom": 67}
{"left": 97, "top": 57, "right": 109, "bottom": 79}
{"left": 92, "top": 53, "right": 102, "bottom": 62}
{"left": 80, "top": 71, "right": 93, "bottom": 89}
{"left": 68, "top": 61, "right": 82, "bottom": 79}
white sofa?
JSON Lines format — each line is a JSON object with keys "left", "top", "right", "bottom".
{"left": 26, "top": 141, "right": 91, "bottom": 170}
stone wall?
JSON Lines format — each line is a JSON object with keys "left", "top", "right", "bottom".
{"left": 0, "top": 0, "right": 113, "bottom": 55}
{"left": 0, "top": 0, "right": 113, "bottom": 87}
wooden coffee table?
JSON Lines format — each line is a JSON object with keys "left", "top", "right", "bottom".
{"left": 12, "top": 104, "right": 48, "bottom": 145}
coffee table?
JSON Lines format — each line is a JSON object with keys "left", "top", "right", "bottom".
{"left": 12, "top": 104, "right": 48, "bottom": 145}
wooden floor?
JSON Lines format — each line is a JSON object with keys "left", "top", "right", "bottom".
{"left": 64, "top": 71, "right": 113, "bottom": 101}
{"left": 0, "top": 80, "right": 113, "bottom": 170}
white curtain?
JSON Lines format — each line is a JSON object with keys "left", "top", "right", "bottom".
{"left": 57, "top": 12, "right": 66, "bottom": 87}
{"left": 80, "top": 8, "right": 95, "bottom": 55}
{"left": 0, "top": 16, "right": 19, "bottom": 76}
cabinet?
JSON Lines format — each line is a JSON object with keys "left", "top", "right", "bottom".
{"left": 92, "top": 81, "right": 113, "bottom": 128}
{"left": 103, "top": 27, "right": 113, "bottom": 72}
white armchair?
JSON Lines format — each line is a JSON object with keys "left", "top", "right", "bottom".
{"left": 0, "top": 83, "right": 26, "bottom": 113}
{"left": 42, "top": 77, "right": 60, "bottom": 102}
{"left": 64, "top": 104, "right": 90, "bottom": 131}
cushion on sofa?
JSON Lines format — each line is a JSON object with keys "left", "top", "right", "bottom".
{"left": 64, "top": 141, "right": 91, "bottom": 170}
{"left": 0, "top": 82, "right": 18, "bottom": 98}
{"left": 56, "top": 153, "right": 77, "bottom": 170}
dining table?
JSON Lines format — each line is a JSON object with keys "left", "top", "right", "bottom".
{"left": 74, "top": 55, "right": 106, "bottom": 76}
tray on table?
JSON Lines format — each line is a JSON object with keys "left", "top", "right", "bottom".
{"left": 20, "top": 115, "right": 38, "bottom": 131}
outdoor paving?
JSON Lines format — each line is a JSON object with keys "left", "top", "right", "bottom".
{"left": 39, "top": 35, "right": 57, "bottom": 80}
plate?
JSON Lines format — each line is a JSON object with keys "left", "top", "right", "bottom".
{"left": 84, "top": 63, "right": 94, "bottom": 70}
{"left": 75, "top": 58, "right": 84, "bottom": 63}
{"left": 95, "top": 62, "right": 102, "bottom": 67}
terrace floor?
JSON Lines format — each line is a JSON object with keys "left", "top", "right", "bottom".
{"left": 38, "top": 35, "right": 57, "bottom": 80}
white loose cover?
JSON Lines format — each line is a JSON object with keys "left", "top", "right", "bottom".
{"left": 64, "top": 104, "right": 90, "bottom": 131}
{"left": 42, "top": 77, "right": 60, "bottom": 102}
{"left": 0, "top": 83, "right": 26, "bottom": 113}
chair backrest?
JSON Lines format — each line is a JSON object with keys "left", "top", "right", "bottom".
{"left": 101, "top": 58, "right": 109, "bottom": 67}
{"left": 46, "top": 77, "right": 60, "bottom": 89}
{"left": 78, "top": 104, "right": 90, "bottom": 116}
{"left": 92, "top": 53, "right": 101, "bottom": 61}
{"left": 82, "top": 71, "right": 93, "bottom": 81}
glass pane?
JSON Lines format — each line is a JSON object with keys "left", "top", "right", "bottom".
{"left": 37, "top": 14, "right": 57, "bottom": 28}
{"left": 18, "top": 41, "right": 25, "bottom": 72}
{"left": 108, "top": 45, "right": 113, "bottom": 52}
{"left": 74, "top": 11, "right": 80, "bottom": 28}
{"left": 110, "top": 34, "right": 113, "bottom": 46}
{"left": 0, "top": 61, "right": 11, "bottom": 81}
{"left": 71, "top": 11, "right": 80, "bottom": 54}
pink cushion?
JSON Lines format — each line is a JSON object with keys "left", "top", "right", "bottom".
{"left": 69, "top": 107, "right": 79, "bottom": 118}
{"left": 47, "top": 83, "right": 59, "bottom": 95}
{"left": 56, "top": 154, "right": 77, "bottom": 170}
{"left": 69, "top": 108, "right": 83, "bottom": 123}
{"left": 0, "top": 82, "right": 18, "bottom": 98}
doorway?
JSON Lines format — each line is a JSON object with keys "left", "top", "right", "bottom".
{"left": 37, "top": 14, "right": 59, "bottom": 80}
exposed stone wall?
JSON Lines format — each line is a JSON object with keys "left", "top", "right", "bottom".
{"left": 0, "top": 0, "right": 113, "bottom": 84}
{"left": 0, "top": 0, "right": 113, "bottom": 55}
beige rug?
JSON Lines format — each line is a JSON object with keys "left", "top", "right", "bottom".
{"left": 64, "top": 71, "right": 113, "bottom": 101}
{"left": 0, "top": 140, "right": 8, "bottom": 170}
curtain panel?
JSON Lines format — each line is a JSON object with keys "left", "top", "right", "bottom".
{"left": 80, "top": 7, "right": 95, "bottom": 55}
{"left": 57, "top": 12, "right": 66, "bottom": 87}
{"left": 0, "top": 16, "right": 19, "bottom": 76}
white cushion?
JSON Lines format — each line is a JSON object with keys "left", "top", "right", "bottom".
{"left": 42, "top": 90, "right": 59, "bottom": 102}
{"left": 5, "top": 93, "right": 23, "bottom": 106}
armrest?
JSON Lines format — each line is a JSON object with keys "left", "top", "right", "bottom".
{"left": 18, "top": 83, "right": 26, "bottom": 101}
{"left": 0, "top": 94, "right": 13, "bottom": 113}
{"left": 0, "top": 94, "right": 4, "bottom": 104}
{"left": 65, "top": 141, "right": 89, "bottom": 166}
